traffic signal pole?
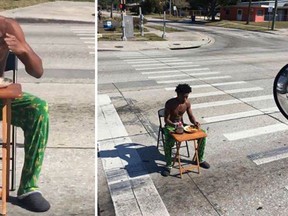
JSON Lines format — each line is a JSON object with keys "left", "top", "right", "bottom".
{"left": 271, "top": 0, "right": 278, "bottom": 30}
{"left": 120, "top": 0, "right": 127, "bottom": 41}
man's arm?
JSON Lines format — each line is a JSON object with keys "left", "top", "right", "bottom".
{"left": 186, "top": 102, "right": 200, "bottom": 128}
{"left": 4, "top": 18, "right": 43, "bottom": 78}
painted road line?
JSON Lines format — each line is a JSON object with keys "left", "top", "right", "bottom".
{"left": 77, "top": 34, "right": 95, "bottom": 36}
{"left": 149, "top": 72, "right": 219, "bottom": 79}
{"left": 142, "top": 68, "right": 208, "bottom": 75}
{"left": 158, "top": 76, "right": 231, "bottom": 84}
{"left": 127, "top": 59, "right": 186, "bottom": 63}
{"left": 200, "top": 76, "right": 231, "bottom": 80}
{"left": 134, "top": 63, "right": 173, "bottom": 67}
{"left": 124, "top": 58, "right": 181, "bottom": 62}
{"left": 98, "top": 94, "right": 170, "bottom": 215}
{"left": 189, "top": 87, "right": 262, "bottom": 98}
{"left": 84, "top": 41, "right": 95, "bottom": 44}
{"left": 192, "top": 94, "right": 273, "bottom": 109}
{"left": 98, "top": 95, "right": 128, "bottom": 141}
{"left": 88, "top": 46, "right": 95, "bottom": 49}
{"left": 89, "top": 52, "right": 95, "bottom": 55}
{"left": 71, "top": 28, "right": 95, "bottom": 31}
{"left": 129, "top": 61, "right": 159, "bottom": 64}
{"left": 136, "top": 65, "right": 201, "bottom": 71}
{"left": 223, "top": 123, "right": 288, "bottom": 141}
{"left": 203, "top": 110, "right": 263, "bottom": 123}
{"left": 241, "top": 95, "right": 273, "bottom": 102}
{"left": 165, "top": 81, "right": 246, "bottom": 90}
{"left": 248, "top": 147, "right": 288, "bottom": 165}
{"left": 260, "top": 107, "right": 279, "bottom": 113}
{"left": 226, "top": 87, "right": 263, "bottom": 93}
{"left": 132, "top": 63, "right": 199, "bottom": 67}
{"left": 80, "top": 37, "right": 95, "bottom": 40}
{"left": 193, "top": 99, "right": 240, "bottom": 109}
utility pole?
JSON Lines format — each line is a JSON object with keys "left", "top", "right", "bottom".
{"left": 121, "top": 0, "right": 127, "bottom": 41}
{"left": 139, "top": 7, "right": 144, "bottom": 37}
{"left": 162, "top": 11, "right": 166, "bottom": 38}
{"left": 246, "top": 0, "right": 251, "bottom": 25}
{"left": 169, "top": 0, "right": 171, "bottom": 16}
{"left": 271, "top": 0, "right": 278, "bottom": 30}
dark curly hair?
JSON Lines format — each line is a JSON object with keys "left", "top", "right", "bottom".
{"left": 175, "top": 84, "right": 192, "bottom": 94}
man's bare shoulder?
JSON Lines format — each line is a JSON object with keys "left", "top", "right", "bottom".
{"left": 165, "top": 97, "right": 177, "bottom": 107}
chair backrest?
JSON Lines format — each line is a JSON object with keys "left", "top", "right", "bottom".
{"left": 158, "top": 108, "right": 165, "bottom": 129}
{"left": 4, "top": 52, "right": 18, "bottom": 83}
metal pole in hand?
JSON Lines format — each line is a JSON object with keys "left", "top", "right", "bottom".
{"left": 162, "top": 11, "right": 166, "bottom": 38}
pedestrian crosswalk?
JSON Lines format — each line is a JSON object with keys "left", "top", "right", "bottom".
{"left": 114, "top": 52, "right": 288, "bottom": 166}
{"left": 70, "top": 26, "right": 95, "bottom": 55}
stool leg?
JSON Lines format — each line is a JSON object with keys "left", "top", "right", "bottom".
{"left": 185, "top": 141, "right": 190, "bottom": 158}
{"left": 2, "top": 99, "right": 11, "bottom": 215}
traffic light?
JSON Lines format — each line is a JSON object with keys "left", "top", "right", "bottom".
{"left": 119, "top": 3, "right": 126, "bottom": 11}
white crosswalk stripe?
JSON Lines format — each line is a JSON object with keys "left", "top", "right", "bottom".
{"left": 142, "top": 68, "right": 209, "bottom": 75}
{"left": 165, "top": 81, "right": 246, "bottom": 90}
{"left": 192, "top": 95, "right": 273, "bottom": 109}
{"left": 71, "top": 26, "right": 95, "bottom": 55}
{"left": 111, "top": 53, "right": 288, "bottom": 172}
{"left": 148, "top": 72, "right": 220, "bottom": 79}
{"left": 223, "top": 123, "right": 288, "bottom": 141}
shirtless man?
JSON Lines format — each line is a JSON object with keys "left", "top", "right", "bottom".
{"left": 161, "top": 83, "right": 210, "bottom": 177}
{"left": 0, "top": 16, "right": 50, "bottom": 212}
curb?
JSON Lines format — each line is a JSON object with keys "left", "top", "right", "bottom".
{"left": 13, "top": 17, "right": 95, "bottom": 24}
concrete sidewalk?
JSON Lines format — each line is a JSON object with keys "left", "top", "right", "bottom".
{"left": 0, "top": 1, "right": 95, "bottom": 216}
{"left": 0, "top": 1, "right": 95, "bottom": 24}
{"left": 97, "top": 13, "right": 212, "bottom": 51}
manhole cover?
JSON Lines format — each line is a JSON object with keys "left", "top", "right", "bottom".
{"left": 173, "top": 43, "right": 180, "bottom": 45}
{"left": 115, "top": 46, "right": 123, "bottom": 48}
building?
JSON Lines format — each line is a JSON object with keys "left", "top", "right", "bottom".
{"left": 220, "top": 1, "right": 288, "bottom": 22}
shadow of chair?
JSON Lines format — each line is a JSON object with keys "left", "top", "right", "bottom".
{"left": 156, "top": 108, "right": 190, "bottom": 157}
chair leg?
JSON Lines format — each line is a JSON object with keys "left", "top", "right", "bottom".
{"left": 157, "top": 127, "right": 161, "bottom": 149}
{"left": 185, "top": 141, "right": 190, "bottom": 158}
{"left": 11, "top": 126, "right": 16, "bottom": 191}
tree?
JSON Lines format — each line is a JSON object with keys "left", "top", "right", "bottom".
{"left": 141, "top": 0, "right": 162, "bottom": 14}
{"left": 174, "top": 0, "right": 190, "bottom": 17}
{"left": 188, "top": 0, "right": 238, "bottom": 21}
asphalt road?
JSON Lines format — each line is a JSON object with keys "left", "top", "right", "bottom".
{"left": 13, "top": 23, "right": 95, "bottom": 82}
{"left": 98, "top": 24, "right": 288, "bottom": 215}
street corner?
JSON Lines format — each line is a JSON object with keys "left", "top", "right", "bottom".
{"left": 168, "top": 39, "right": 211, "bottom": 50}
{"left": 97, "top": 41, "right": 170, "bottom": 52}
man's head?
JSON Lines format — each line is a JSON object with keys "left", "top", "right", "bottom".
{"left": 175, "top": 84, "right": 192, "bottom": 103}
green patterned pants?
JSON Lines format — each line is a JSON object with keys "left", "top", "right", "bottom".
{"left": 0, "top": 92, "right": 49, "bottom": 196}
{"left": 163, "top": 125, "right": 206, "bottom": 167}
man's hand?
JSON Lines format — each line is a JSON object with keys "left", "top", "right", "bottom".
{"left": 4, "top": 33, "right": 26, "bottom": 55}
{"left": 195, "top": 121, "right": 200, "bottom": 128}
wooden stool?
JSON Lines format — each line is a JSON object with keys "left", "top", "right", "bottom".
{"left": 0, "top": 84, "right": 22, "bottom": 215}
{"left": 171, "top": 130, "right": 207, "bottom": 178}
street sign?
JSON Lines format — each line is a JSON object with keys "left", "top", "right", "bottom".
{"left": 268, "top": 7, "right": 273, "bottom": 13}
